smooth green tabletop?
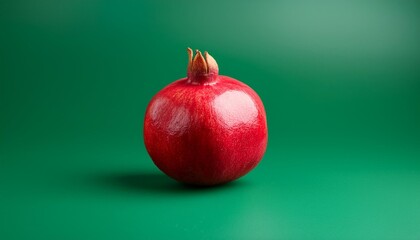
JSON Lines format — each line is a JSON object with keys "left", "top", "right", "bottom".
{"left": 1, "top": 1, "right": 420, "bottom": 239}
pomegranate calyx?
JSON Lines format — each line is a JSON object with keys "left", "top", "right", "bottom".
{"left": 192, "top": 50, "right": 208, "bottom": 75}
{"left": 187, "top": 47, "right": 219, "bottom": 83}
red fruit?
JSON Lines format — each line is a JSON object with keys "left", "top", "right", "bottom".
{"left": 143, "top": 48, "right": 268, "bottom": 186}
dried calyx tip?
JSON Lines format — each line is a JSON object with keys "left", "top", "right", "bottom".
{"left": 187, "top": 47, "right": 193, "bottom": 62}
{"left": 187, "top": 47, "right": 219, "bottom": 77}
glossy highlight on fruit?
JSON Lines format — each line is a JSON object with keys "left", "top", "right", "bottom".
{"left": 143, "top": 48, "right": 268, "bottom": 186}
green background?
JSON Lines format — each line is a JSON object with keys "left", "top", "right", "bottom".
{"left": 1, "top": 0, "right": 420, "bottom": 239}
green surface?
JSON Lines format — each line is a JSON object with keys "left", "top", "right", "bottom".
{"left": 1, "top": 0, "right": 420, "bottom": 239}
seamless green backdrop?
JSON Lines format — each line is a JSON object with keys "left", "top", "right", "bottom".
{"left": 1, "top": 0, "right": 420, "bottom": 239}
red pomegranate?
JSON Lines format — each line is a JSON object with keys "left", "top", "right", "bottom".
{"left": 143, "top": 48, "right": 268, "bottom": 186}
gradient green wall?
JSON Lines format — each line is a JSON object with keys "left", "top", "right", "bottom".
{"left": 1, "top": 1, "right": 420, "bottom": 239}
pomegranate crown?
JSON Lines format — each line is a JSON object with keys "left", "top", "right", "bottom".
{"left": 187, "top": 48, "right": 219, "bottom": 79}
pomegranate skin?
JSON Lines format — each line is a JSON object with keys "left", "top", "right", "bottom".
{"left": 143, "top": 50, "right": 268, "bottom": 186}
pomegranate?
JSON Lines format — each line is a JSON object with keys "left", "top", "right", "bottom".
{"left": 143, "top": 48, "right": 268, "bottom": 186}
